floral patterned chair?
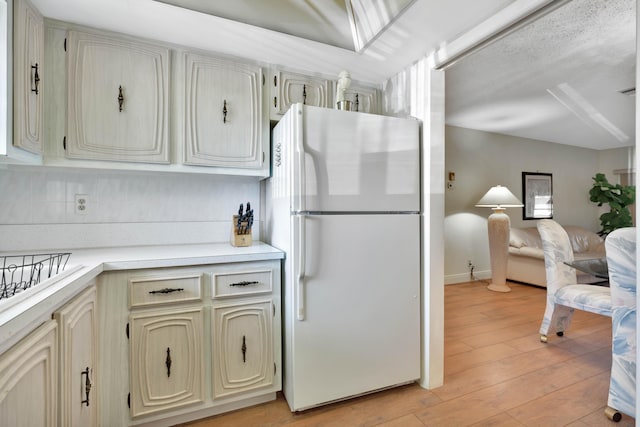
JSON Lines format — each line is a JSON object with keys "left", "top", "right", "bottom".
{"left": 604, "top": 227, "right": 636, "bottom": 422}
{"left": 536, "top": 219, "right": 612, "bottom": 343}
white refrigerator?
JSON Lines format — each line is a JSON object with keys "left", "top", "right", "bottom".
{"left": 265, "top": 104, "right": 421, "bottom": 412}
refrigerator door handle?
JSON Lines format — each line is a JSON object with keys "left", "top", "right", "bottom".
{"left": 294, "top": 106, "right": 306, "bottom": 212}
{"left": 295, "top": 214, "right": 306, "bottom": 321}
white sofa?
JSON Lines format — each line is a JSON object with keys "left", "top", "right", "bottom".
{"left": 507, "top": 225, "right": 606, "bottom": 287}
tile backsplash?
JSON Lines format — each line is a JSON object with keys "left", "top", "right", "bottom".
{"left": 0, "top": 166, "right": 261, "bottom": 251}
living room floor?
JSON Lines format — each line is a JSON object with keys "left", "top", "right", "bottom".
{"left": 179, "top": 281, "right": 635, "bottom": 426}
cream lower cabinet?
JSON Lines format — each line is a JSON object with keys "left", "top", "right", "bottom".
{"left": 98, "top": 259, "right": 281, "bottom": 426}
{"left": 0, "top": 283, "right": 97, "bottom": 426}
{"left": 0, "top": 320, "right": 57, "bottom": 426}
{"left": 55, "top": 285, "right": 97, "bottom": 427}
{"left": 212, "top": 299, "right": 274, "bottom": 398}
{"left": 127, "top": 272, "right": 205, "bottom": 419}
{"left": 129, "top": 307, "right": 205, "bottom": 418}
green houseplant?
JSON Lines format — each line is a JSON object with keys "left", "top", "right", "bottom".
{"left": 589, "top": 173, "right": 635, "bottom": 236}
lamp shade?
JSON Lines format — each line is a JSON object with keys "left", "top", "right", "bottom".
{"left": 475, "top": 185, "right": 523, "bottom": 208}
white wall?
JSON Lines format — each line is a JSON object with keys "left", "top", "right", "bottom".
{"left": 383, "top": 60, "right": 445, "bottom": 390}
{"left": 444, "top": 125, "right": 635, "bottom": 284}
{"left": 0, "top": 166, "right": 261, "bottom": 251}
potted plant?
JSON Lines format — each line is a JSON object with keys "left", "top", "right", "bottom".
{"left": 589, "top": 173, "right": 635, "bottom": 236}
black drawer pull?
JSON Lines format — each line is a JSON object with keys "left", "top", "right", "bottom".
{"left": 149, "top": 287, "right": 184, "bottom": 295}
{"left": 229, "top": 280, "right": 259, "bottom": 287}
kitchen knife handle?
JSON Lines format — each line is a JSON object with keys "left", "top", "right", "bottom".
{"left": 296, "top": 214, "right": 305, "bottom": 321}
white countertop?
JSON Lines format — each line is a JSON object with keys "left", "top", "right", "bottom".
{"left": 0, "top": 241, "right": 284, "bottom": 353}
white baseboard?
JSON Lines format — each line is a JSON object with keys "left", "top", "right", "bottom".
{"left": 445, "top": 269, "right": 491, "bottom": 285}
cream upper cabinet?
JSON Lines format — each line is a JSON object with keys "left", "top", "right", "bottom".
{"left": 13, "top": 0, "right": 43, "bottom": 154}
{"left": 271, "top": 70, "right": 332, "bottom": 118}
{"left": 55, "top": 285, "right": 97, "bottom": 427}
{"left": 0, "top": 320, "right": 57, "bottom": 426}
{"left": 65, "top": 30, "right": 170, "bottom": 163}
{"left": 179, "top": 52, "right": 266, "bottom": 172}
{"left": 344, "top": 84, "right": 381, "bottom": 115}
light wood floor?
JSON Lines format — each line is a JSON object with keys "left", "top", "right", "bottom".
{"left": 179, "top": 281, "right": 635, "bottom": 426}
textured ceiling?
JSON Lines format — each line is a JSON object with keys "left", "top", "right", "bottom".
{"left": 445, "top": 0, "right": 636, "bottom": 150}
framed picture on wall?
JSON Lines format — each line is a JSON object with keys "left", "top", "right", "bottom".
{"left": 522, "top": 172, "right": 553, "bottom": 220}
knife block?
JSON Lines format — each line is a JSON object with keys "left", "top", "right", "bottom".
{"left": 231, "top": 215, "right": 253, "bottom": 247}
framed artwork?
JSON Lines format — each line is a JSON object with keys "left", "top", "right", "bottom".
{"left": 522, "top": 172, "right": 553, "bottom": 220}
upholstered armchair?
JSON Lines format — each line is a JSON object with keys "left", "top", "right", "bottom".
{"left": 604, "top": 227, "right": 636, "bottom": 422}
{"left": 536, "top": 219, "right": 612, "bottom": 343}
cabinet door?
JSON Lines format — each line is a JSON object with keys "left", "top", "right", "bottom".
{"left": 272, "top": 70, "right": 331, "bottom": 117}
{"left": 66, "top": 30, "right": 170, "bottom": 163}
{"left": 55, "top": 285, "right": 97, "bottom": 427}
{"left": 129, "top": 307, "right": 204, "bottom": 418}
{"left": 212, "top": 299, "right": 274, "bottom": 398}
{"left": 182, "top": 52, "right": 264, "bottom": 169}
{"left": 0, "top": 320, "right": 57, "bottom": 426}
{"left": 344, "top": 85, "right": 380, "bottom": 114}
{"left": 13, "top": 0, "right": 43, "bottom": 154}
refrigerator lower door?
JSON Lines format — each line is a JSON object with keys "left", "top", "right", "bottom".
{"left": 286, "top": 213, "right": 420, "bottom": 411}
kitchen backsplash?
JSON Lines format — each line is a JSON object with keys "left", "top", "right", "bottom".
{"left": 0, "top": 166, "right": 261, "bottom": 251}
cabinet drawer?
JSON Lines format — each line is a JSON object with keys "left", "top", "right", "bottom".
{"left": 212, "top": 268, "right": 273, "bottom": 298}
{"left": 129, "top": 274, "right": 202, "bottom": 308}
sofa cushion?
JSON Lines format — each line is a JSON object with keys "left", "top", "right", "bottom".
{"left": 509, "top": 227, "right": 542, "bottom": 249}
{"left": 564, "top": 225, "right": 605, "bottom": 253}
{"left": 509, "top": 225, "right": 603, "bottom": 254}
{"left": 516, "top": 246, "right": 545, "bottom": 259}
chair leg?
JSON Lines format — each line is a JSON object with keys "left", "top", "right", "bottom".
{"left": 540, "top": 300, "right": 574, "bottom": 341}
{"left": 604, "top": 406, "right": 622, "bottom": 422}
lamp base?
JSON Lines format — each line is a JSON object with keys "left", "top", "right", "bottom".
{"left": 487, "top": 282, "right": 512, "bottom": 293}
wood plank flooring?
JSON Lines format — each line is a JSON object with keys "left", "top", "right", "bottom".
{"left": 178, "top": 281, "right": 635, "bottom": 426}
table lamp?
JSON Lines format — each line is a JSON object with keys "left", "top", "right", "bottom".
{"left": 476, "top": 185, "right": 523, "bottom": 292}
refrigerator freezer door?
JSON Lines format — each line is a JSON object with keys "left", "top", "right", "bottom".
{"left": 285, "top": 213, "right": 420, "bottom": 411}
{"left": 289, "top": 104, "right": 420, "bottom": 213}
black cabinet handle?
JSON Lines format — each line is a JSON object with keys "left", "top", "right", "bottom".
{"left": 229, "top": 281, "right": 259, "bottom": 287}
{"left": 117, "top": 85, "right": 124, "bottom": 112}
{"left": 148, "top": 287, "right": 184, "bottom": 295}
{"left": 165, "top": 347, "right": 172, "bottom": 377}
{"left": 242, "top": 335, "right": 247, "bottom": 363}
{"left": 81, "top": 367, "right": 91, "bottom": 406}
{"left": 31, "top": 63, "right": 40, "bottom": 95}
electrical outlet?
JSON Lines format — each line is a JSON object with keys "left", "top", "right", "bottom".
{"left": 75, "top": 194, "right": 89, "bottom": 215}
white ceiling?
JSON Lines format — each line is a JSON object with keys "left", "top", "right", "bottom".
{"left": 29, "top": 0, "right": 517, "bottom": 83}
{"left": 445, "top": 0, "right": 636, "bottom": 151}
{"left": 28, "top": 0, "right": 636, "bottom": 150}
{"left": 151, "top": 0, "right": 416, "bottom": 52}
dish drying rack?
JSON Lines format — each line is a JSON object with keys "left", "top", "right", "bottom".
{"left": 0, "top": 253, "right": 71, "bottom": 301}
